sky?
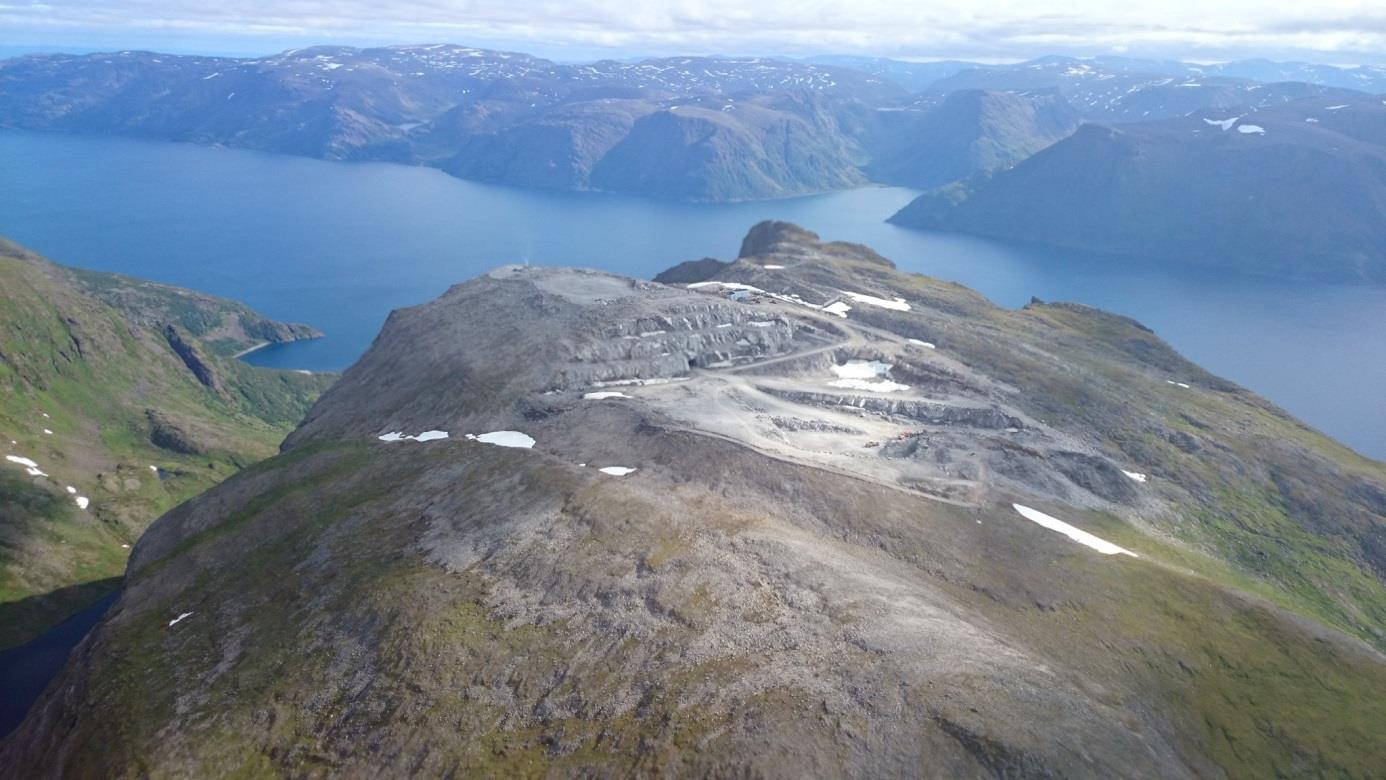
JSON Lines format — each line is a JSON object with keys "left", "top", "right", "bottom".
{"left": 2, "top": 0, "right": 1386, "bottom": 65}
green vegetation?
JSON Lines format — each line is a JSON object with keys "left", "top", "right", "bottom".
{"left": 0, "top": 239, "right": 333, "bottom": 648}
{"left": 64, "top": 266, "right": 322, "bottom": 358}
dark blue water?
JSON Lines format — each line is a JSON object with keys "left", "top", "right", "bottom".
{"left": 0, "top": 589, "right": 118, "bottom": 737}
{"left": 3, "top": 130, "right": 1384, "bottom": 460}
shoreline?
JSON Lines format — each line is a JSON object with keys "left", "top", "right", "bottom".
{"left": 231, "top": 340, "right": 271, "bottom": 359}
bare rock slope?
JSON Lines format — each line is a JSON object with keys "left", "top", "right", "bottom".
{"left": 5, "top": 223, "right": 1385, "bottom": 777}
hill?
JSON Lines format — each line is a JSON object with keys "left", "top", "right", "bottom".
{"left": 890, "top": 97, "right": 1386, "bottom": 282}
{"left": 865, "top": 88, "right": 1079, "bottom": 190}
{"left": 5, "top": 223, "right": 1383, "bottom": 776}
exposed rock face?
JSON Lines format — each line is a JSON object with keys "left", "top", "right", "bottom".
{"left": 760, "top": 388, "right": 1024, "bottom": 430}
{"left": 5, "top": 223, "right": 1385, "bottom": 777}
{"left": 163, "top": 325, "right": 224, "bottom": 393}
{"left": 145, "top": 409, "right": 213, "bottom": 456}
{"left": 651, "top": 257, "right": 729, "bottom": 284}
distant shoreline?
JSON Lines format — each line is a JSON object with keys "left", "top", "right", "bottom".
{"left": 231, "top": 341, "right": 270, "bottom": 359}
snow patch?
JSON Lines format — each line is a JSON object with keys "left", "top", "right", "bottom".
{"left": 822, "top": 301, "right": 852, "bottom": 317}
{"left": 591, "top": 377, "right": 687, "bottom": 388}
{"left": 1202, "top": 116, "right": 1238, "bottom": 131}
{"left": 1012, "top": 504, "right": 1137, "bottom": 557}
{"left": 5, "top": 455, "right": 47, "bottom": 477}
{"left": 1121, "top": 470, "right": 1148, "bottom": 484}
{"left": 598, "top": 466, "right": 637, "bottom": 476}
{"left": 467, "top": 431, "right": 535, "bottom": 449}
{"left": 168, "top": 612, "right": 194, "bottom": 627}
{"left": 583, "top": 391, "right": 631, "bottom": 400}
{"left": 6, "top": 455, "right": 40, "bottom": 470}
{"left": 831, "top": 360, "right": 892, "bottom": 380}
{"left": 762, "top": 264, "right": 785, "bottom": 269}
{"left": 1166, "top": 380, "right": 1191, "bottom": 389}
{"left": 1237, "top": 124, "right": 1265, "bottom": 135}
{"left": 66, "top": 486, "right": 76, "bottom": 494}
{"left": 842, "top": 291, "right": 911, "bottom": 311}
{"left": 75, "top": 496, "right": 89, "bottom": 510}
{"left": 378, "top": 430, "right": 449, "bottom": 443}
{"left": 1326, "top": 104, "right": 1349, "bottom": 110}
{"left": 907, "top": 338, "right": 936, "bottom": 349}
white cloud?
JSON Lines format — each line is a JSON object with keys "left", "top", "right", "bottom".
{"left": 2, "top": 0, "right": 1385, "bottom": 63}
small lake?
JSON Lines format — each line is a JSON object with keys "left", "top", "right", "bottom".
{"left": 3, "top": 129, "right": 1384, "bottom": 460}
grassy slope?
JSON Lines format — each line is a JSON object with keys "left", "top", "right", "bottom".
{"left": 0, "top": 240, "right": 333, "bottom": 648}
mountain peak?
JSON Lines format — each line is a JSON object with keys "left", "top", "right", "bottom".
{"left": 736, "top": 220, "right": 821, "bottom": 258}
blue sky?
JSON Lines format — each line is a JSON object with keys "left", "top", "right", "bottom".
{"left": 2, "top": 1, "right": 1385, "bottom": 64}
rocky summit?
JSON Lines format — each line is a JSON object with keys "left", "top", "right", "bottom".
{"left": 5, "top": 222, "right": 1385, "bottom": 777}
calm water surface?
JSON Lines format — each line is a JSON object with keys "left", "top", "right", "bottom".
{"left": 3, "top": 130, "right": 1383, "bottom": 459}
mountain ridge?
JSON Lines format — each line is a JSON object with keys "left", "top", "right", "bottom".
{"left": 8, "top": 45, "right": 1374, "bottom": 204}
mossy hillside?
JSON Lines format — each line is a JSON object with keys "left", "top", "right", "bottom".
{"left": 23, "top": 431, "right": 1386, "bottom": 777}
{"left": 29, "top": 443, "right": 846, "bottom": 776}
{"left": 0, "top": 244, "right": 332, "bottom": 648}
{"left": 962, "top": 513, "right": 1386, "bottom": 779}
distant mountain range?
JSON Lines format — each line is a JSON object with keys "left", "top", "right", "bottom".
{"left": 0, "top": 46, "right": 901, "bottom": 201}
{"left": 824, "top": 54, "right": 1386, "bottom": 98}
{"left": 3, "top": 45, "right": 1386, "bottom": 280}
{"left": 891, "top": 97, "right": 1386, "bottom": 282}
{"left": 2, "top": 45, "right": 1377, "bottom": 205}
{"left": 924, "top": 56, "right": 1366, "bottom": 124}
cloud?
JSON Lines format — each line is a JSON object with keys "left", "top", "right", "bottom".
{"left": 3, "top": 0, "right": 1386, "bottom": 63}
